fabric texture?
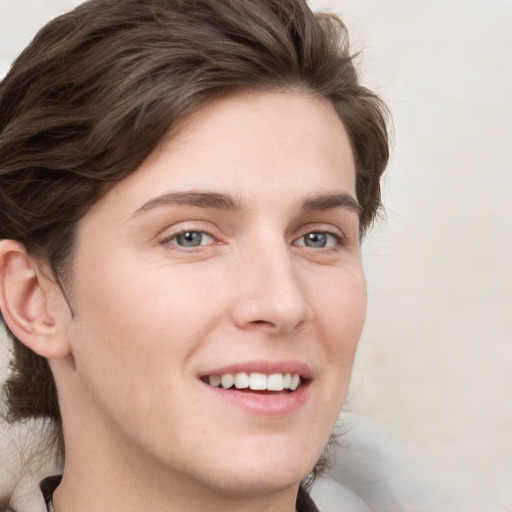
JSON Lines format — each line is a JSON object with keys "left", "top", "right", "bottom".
{"left": 40, "top": 475, "right": 320, "bottom": 512}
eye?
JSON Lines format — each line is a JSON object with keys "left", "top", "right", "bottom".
{"left": 162, "top": 230, "right": 214, "bottom": 248}
{"left": 295, "top": 231, "right": 343, "bottom": 249}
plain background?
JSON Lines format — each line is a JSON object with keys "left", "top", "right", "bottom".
{"left": 1, "top": 1, "right": 511, "bottom": 511}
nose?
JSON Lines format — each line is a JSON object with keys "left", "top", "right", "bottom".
{"left": 230, "top": 244, "right": 312, "bottom": 335}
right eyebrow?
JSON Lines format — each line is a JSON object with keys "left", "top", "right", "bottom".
{"left": 132, "top": 191, "right": 246, "bottom": 217}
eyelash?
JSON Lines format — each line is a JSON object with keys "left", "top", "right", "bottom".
{"left": 159, "top": 228, "right": 346, "bottom": 252}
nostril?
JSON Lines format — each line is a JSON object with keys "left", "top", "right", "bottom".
{"left": 249, "top": 319, "right": 279, "bottom": 329}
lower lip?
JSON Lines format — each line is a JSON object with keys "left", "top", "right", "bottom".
{"left": 202, "top": 381, "right": 311, "bottom": 417}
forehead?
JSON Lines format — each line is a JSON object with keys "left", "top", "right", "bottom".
{"left": 85, "top": 91, "right": 356, "bottom": 221}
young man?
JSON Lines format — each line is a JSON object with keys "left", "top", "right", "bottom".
{"left": 0, "top": 1, "right": 389, "bottom": 510}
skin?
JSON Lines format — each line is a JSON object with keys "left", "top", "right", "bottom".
{"left": 0, "top": 91, "right": 366, "bottom": 512}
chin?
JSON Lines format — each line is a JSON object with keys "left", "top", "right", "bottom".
{"left": 203, "top": 466, "right": 309, "bottom": 498}
{"left": 194, "top": 442, "right": 322, "bottom": 498}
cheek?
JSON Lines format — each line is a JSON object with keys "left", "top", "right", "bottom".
{"left": 313, "top": 269, "right": 367, "bottom": 392}
{"left": 304, "top": 271, "right": 366, "bottom": 441}
{"left": 316, "top": 270, "right": 367, "bottom": 344}
{"left": 69, "top": 256, "right": 223, "bottom": 374}
{"left": 66, "top": 262, "right": 212, "bottom": 428}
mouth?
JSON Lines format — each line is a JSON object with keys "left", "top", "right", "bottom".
{"left": 199, "top": 363, "right": 312, "bottom": 415}
{"left": 201, "top": 372, "right": 304, "bottom": 394}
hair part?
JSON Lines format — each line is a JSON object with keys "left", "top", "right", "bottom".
{"left": 0, "top": 0, "right": 389, "bottom": 479}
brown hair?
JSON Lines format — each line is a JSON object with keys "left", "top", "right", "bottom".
{"left": 0, "top": 0, "right": 389, "bottom": 475}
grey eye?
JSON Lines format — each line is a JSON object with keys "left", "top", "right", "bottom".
{"left": 296, "top": 231, "right": 340, "bottom": 249}
{"left": 174, "top": 231, "right": 210, "bottom": 247}
{"left": 304, "top": 232, "right": 328, "bottom": 248}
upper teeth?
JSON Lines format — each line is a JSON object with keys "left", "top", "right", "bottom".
{"left": 208, "top": 372, "right": 301, "bottom": 391}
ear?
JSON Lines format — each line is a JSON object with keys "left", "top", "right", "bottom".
{"left": 0, "top": 239, "right": 71, "bottom": 359}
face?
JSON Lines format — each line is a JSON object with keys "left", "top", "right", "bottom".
{"left": 55, "top": 92, "right": 366, "bottom": 498}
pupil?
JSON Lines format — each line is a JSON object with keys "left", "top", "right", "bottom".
{"left": 305, "top": 232, "right": 326, "bottom": 248}
{"left": 178, "top": 232, "right": 202, "bottom": 247}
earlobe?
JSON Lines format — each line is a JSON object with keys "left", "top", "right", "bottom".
{"left": 0, "top": 239, "right": 70, "bottom": 359}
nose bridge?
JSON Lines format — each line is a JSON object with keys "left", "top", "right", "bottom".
{"left": 231, "top": 236, "right": 310, "bottom": 333}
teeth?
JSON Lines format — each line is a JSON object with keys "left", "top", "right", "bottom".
{"left": 209, "top": 375, "right": 222, "bottom": 387}
{"left": 234, "top": 372, "right": 249, "bottom": 389}
{"left": 207, "top": 372, "right": 302, "bottom": 391}
{"left": 290, "top": 374, "right": 300, "bottom": 391}
{"left": 221, "top": 374, "right": 234, "bottom": 389}
{"left": 249, "top": 372, "right": 267, "bottom": 390}
{"left": 267, "top": 373, "right": 284, "bottom": 391}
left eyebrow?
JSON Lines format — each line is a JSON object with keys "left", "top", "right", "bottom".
{"left": 300, "top": 192, "right": 361, "bottom": 216}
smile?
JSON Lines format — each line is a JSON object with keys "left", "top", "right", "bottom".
{"left": 199, "top": 363, "right": 312, "bottom": 415}
{"left": 203, "top": 372, "right": 302, "bottom": 392}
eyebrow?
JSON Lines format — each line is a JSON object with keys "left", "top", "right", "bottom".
{"left": 134, "top": 191, "right": 246, "bottom": 216}
{"left": 300, "top": 192, "right": 361, "bottom": 215}
{"left": 133, "top": 190, "right": 360, "bottom": 217}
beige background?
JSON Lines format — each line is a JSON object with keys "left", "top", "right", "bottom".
{"left": 310, "top": 1, "right": 512, "bottom": 510}
{"left": 1, "top": 1, "right": 511, "bottom": 511}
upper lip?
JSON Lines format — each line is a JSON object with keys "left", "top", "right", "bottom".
{"left": 199, "top": 360, "right": 313, "bottom": 379}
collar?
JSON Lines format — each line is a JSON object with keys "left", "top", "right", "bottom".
{"left": 40, "top": 475, "right": 60, "bottom": 512}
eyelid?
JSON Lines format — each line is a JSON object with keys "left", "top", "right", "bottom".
{"left": 294, "top": 220, "right": 346, "bottom": 239}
